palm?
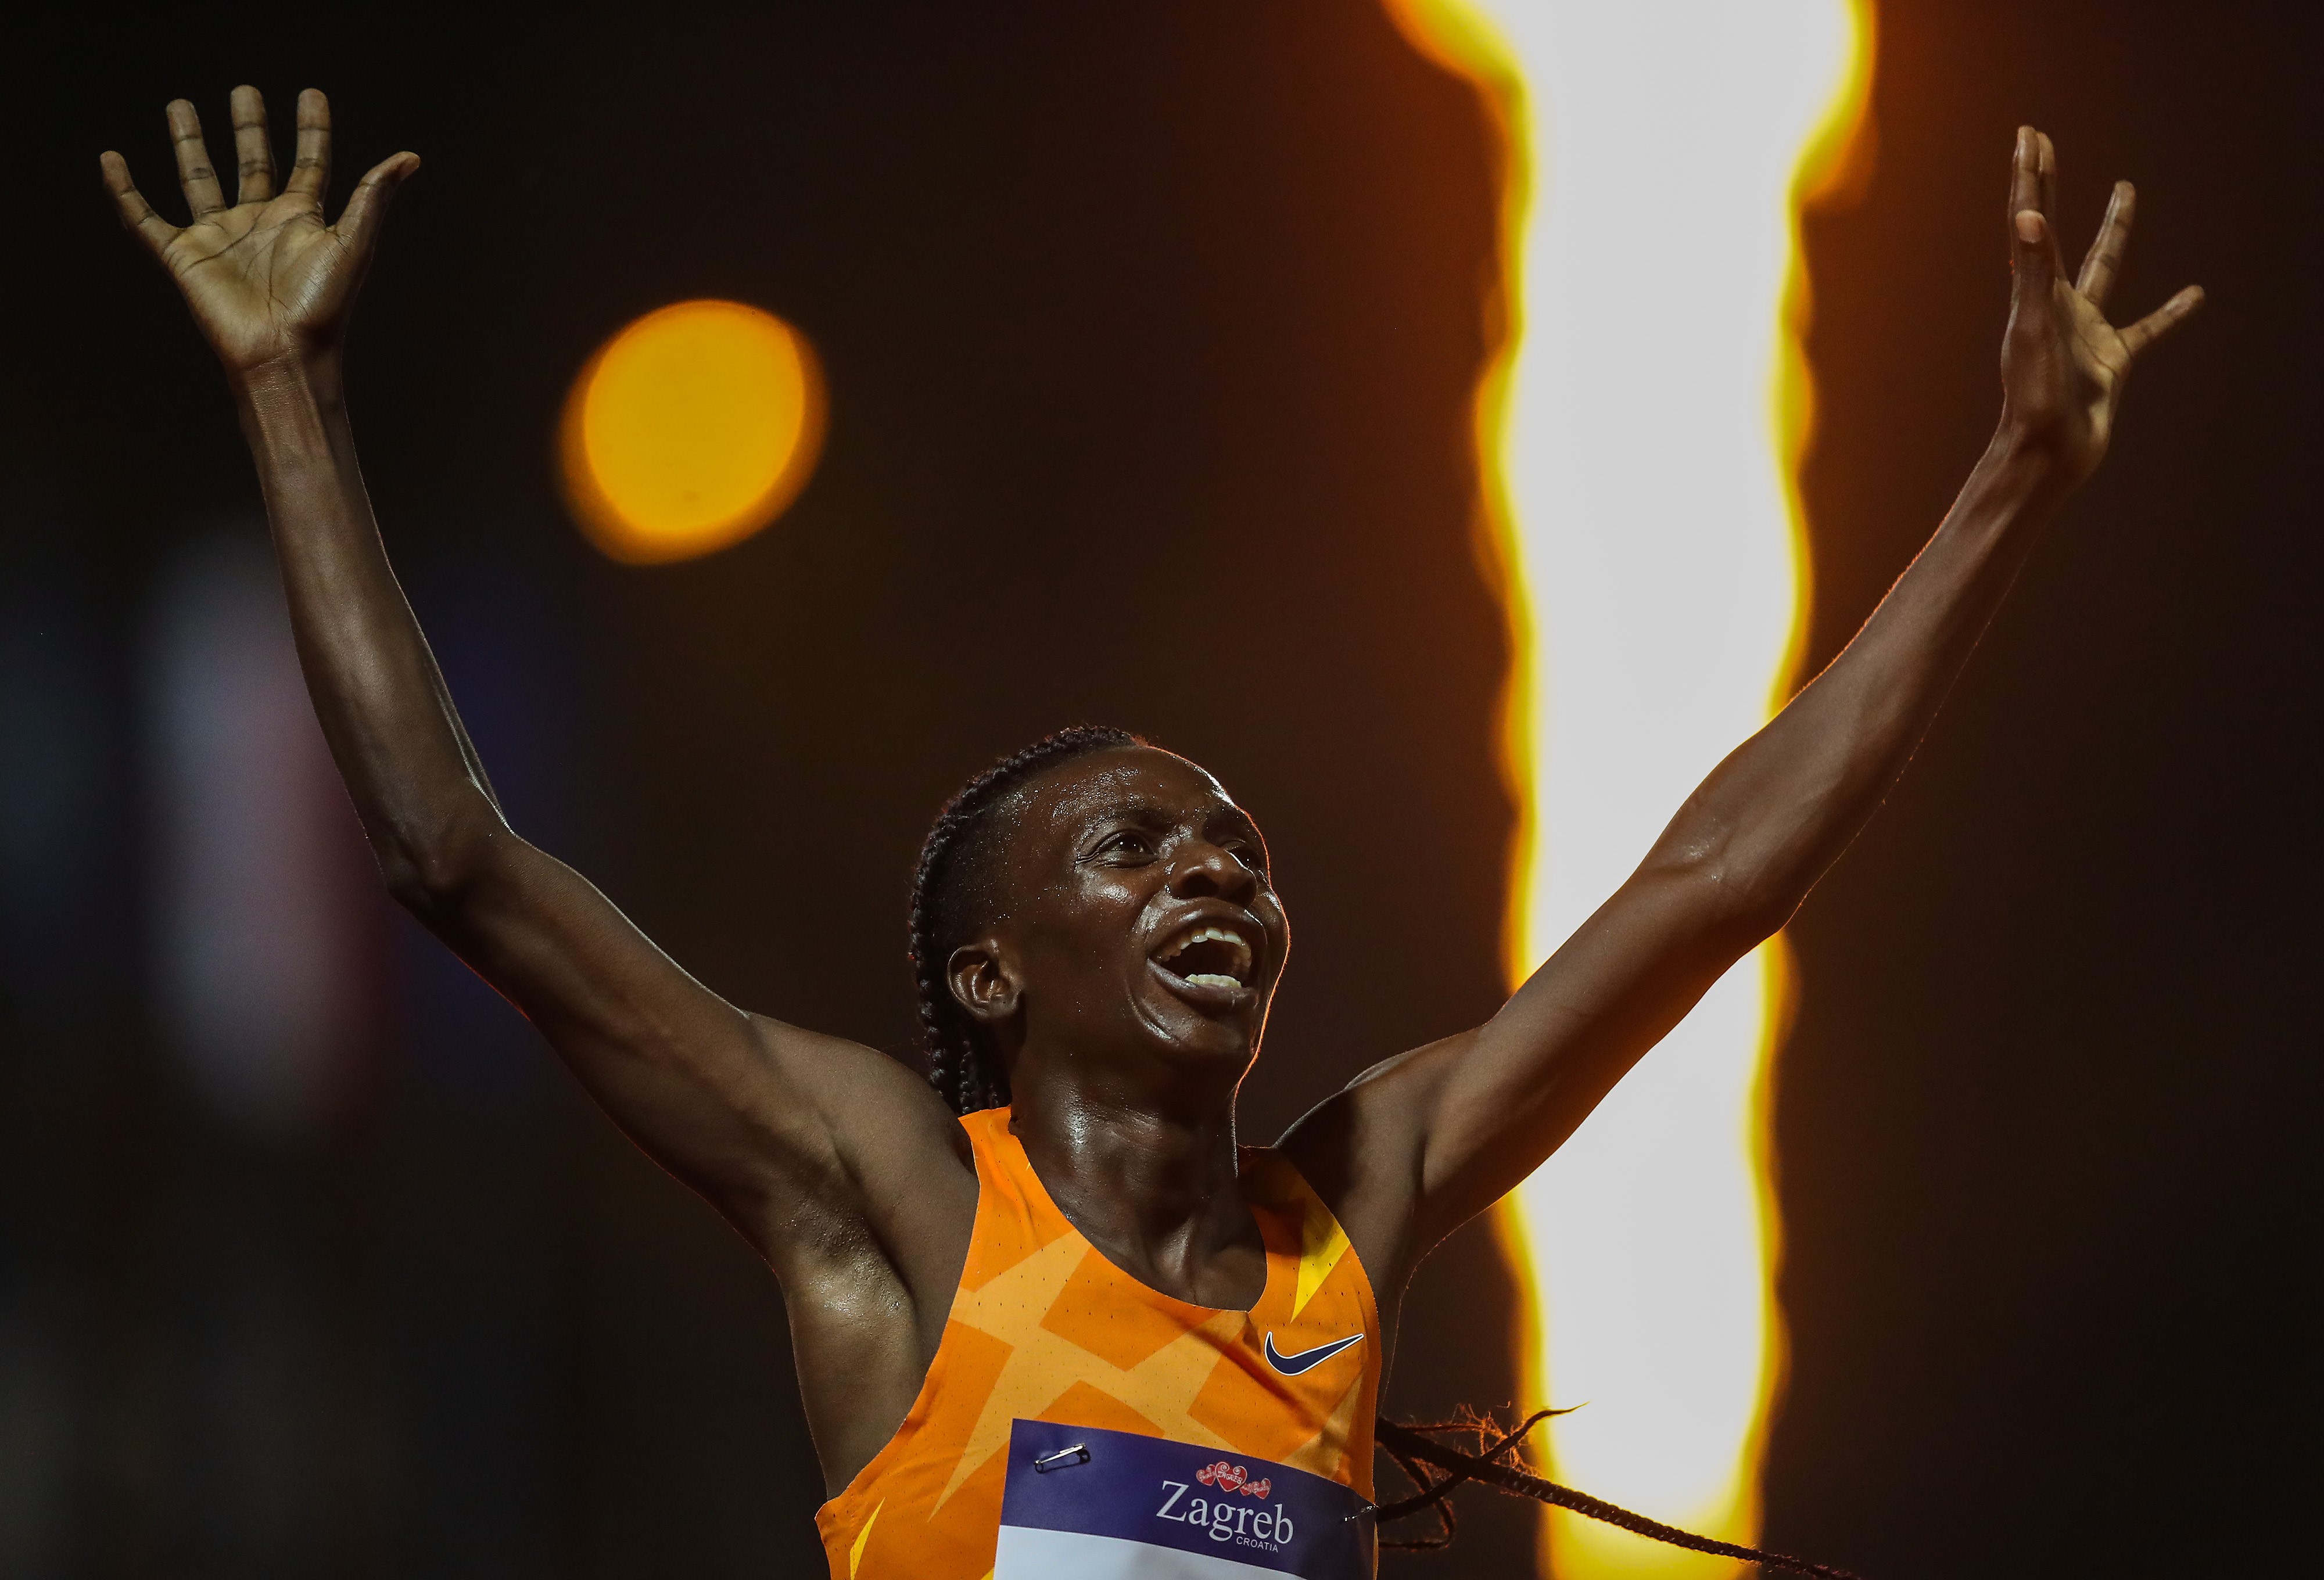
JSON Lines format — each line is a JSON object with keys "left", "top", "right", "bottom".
{"left": 165, "top": 191, "right": 357, "bottom": 365}
{"left": 103, "top": 87, "right": 415, "bottom": 374}
{"left": 1999, "top": 130, "right": 2201, "bottom": 483}
{"left": 2064, "top": 289, "right": 2131, "bottom": 437}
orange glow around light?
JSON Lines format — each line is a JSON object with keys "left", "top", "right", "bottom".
{"left": 561, "top": 299, "right": 826, "bottom": 565}
{"left": 1381, "top": 2, "right": 1873, "bottom": 1575}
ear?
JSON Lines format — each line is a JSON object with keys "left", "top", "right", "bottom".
{"left": 947, "top": 939, "right": 1022, "bottom": 1029}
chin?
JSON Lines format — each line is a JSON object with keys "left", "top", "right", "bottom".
{"left": 1145, "top": 1003, "right": 1264, "bottom": 1079}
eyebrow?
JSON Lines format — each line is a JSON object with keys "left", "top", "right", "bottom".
{"left": 1074, "top": 796, "right": 1258, "bottom": 843}
{"left": 1205, "top": 806, "right": 1264, "bottom": 846}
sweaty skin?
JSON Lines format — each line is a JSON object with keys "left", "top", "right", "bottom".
{"left": 103, "top": 91, "right": 2200, "bottom": 1495}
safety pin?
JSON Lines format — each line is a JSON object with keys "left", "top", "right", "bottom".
{"left": 1343, "top": 1499, "right": 1378, "bottom": 1523}
{"left": 1032, "top": 1443, "right": 1091, "bottom": 1473}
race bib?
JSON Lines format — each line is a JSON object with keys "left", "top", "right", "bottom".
{"left": 995, "top": 1419, "right": 1375, "bottom": 1578}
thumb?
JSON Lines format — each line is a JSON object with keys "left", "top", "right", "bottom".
{"left": 339, "top": 152, "right": 419, "bottom": 253}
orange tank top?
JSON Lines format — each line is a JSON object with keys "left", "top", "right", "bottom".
{"left": 815, "top": 1107, "right": 1382, "bottom": 1579}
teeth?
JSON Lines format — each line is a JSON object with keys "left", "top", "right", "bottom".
{"left": 1160, "top": 922, "right": 1254, "bottom": 988}
{"left": 1187, "top": 926, "right": 1251, "bottom": 968}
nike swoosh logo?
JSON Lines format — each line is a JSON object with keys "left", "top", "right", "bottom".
{"left": 1263, "top": 1331, "right": 1365, "bottom": 1376}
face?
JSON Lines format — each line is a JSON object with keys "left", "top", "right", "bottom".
{"left": 946, "top": 746, "right": 1290, "bottom": 1100}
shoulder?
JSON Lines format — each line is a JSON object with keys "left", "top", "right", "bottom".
{"left": 746, "top": 1014, "right": 962, "bottom": 1146}
{"left": 1272, "top": 1032, "right": 1482, "bottom": 1297}
{"left": 741, "top": 1014, "right": 977, "bottom": 1263}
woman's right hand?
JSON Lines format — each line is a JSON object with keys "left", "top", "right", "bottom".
{"left": 102, "top": 86, "right": 417, "bottom": 378}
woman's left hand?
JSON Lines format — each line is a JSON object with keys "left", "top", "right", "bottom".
{"left": 1999, "top": 126, "right": 2203, "bottom": 484}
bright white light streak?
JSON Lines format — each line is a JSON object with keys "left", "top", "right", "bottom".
{"left": 1382, "top": 2, "right": 1872, "bottom": 1574}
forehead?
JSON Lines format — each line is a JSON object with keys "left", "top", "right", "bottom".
{"left": 1016, "top": 746, "right": 1249, "bottom": 836}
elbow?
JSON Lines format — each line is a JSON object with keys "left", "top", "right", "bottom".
{"left": 1642, "top": 854, "right": 1795, "bottom": 956}
{"left": 1697, "top": 864, "right": 1802, "bottom": 950}
{"left": 376, "top": 805, "right": 508, "bottom": 920}
{"left": 379, "top": 849, "right": 463, "bottom": 917}
{"left": 1644, "top": 810, "right": 1805, "bottom": 950}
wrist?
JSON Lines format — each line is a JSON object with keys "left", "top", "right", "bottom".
{"left": 230, "top": 346, "right": 346, "bottom": 412}
{"left": 1975, "top": 421, "right": 2083, "bottom": 514}
{"left": 230, "top": 349, "right": 349, "bottom": 470}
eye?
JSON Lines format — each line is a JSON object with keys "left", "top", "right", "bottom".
{"left": 1225, "top": 841, "right": 1268, "bottom": 876}
{"left": 1092, "top": 830, "right": 1153, "bottom": 860}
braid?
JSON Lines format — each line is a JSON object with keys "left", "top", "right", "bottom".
{"left": 908, "top": 726, "right": 1142, "bottom": 1115}
{"left": 1371, "top": 1411, "right": 1865, "bottom": 1577}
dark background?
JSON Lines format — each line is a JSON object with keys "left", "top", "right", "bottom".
{"left": 0, "top": 2, "right": 2312, "bottom": 1577}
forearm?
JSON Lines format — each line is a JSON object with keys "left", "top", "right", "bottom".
{"left": 236, "top": 353, "right": 503, "bottom": 895}
{"left": 1664, "top": 430, "right": 2075, "bottom": 929}
{"left": 1400, "top": 435, "right": 2081, "bottom": 1227}
{"left": 1391, "top": 130, "right": 2201, "bottom": 1236}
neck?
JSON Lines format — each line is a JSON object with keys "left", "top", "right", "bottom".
{"left": 1007, "top": 1068, "right": 1260, "bottom": 1302}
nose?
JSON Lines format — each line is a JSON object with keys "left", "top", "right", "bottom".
{"left": 1168, "top": 839, "right": 1261, "bottom": 907}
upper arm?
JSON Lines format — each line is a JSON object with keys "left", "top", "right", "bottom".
{"left": 404, "top": 823, "right": 968, "bottom": 1269}
{"left": 1282, "top": 857, "right": 1770, "bottom": 1286}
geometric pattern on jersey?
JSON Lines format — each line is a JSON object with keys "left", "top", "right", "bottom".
{"left": 815, "top": 1107, "right": 1382, "bottom": 1580}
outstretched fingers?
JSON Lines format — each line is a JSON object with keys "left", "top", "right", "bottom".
{"left": 229, "top": 85, "right": 276, "bottom": 204}
{"left": 2076, "top": 181, "right": 2135, "bottom": 307}
{"left": 99, "top": 150, "right": 179, "bottom": 258}
{"left": 166, "top": 99, "right": 227, "bottom": 218}
{"left": 2119, "top": 284, "right": 2205, "bottom": 360}
{"left": 285, "top": 88, "right": 332, "bottom": 199}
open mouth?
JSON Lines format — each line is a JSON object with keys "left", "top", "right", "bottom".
{"left": 1153, "top": 923, "right": 1256, "bottom": 991}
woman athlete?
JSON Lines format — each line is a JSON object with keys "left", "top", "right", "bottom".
{"left": 103, "top": 87, "right": 2199, "bottom": 1578}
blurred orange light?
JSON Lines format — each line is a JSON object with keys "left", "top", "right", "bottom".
{"left": 561, "top": 299, "right": 826, "bottom": 565}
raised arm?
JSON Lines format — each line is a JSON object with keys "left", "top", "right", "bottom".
{"left": 1296, "top": 128, "right": 2204, "bottom": 1266}
{"left": 101, "top": 89, "right": 969, "bottom": 1276}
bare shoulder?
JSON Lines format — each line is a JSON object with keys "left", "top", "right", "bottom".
{"left": 748, "top": 1015, "right": 959, "bottom": 1139}
{"left": 1273, "top": 1030, "right": 1480, "bottom": 1299}
{"left": 744, "top": 1014, "right": 978, "bottom": 1284}
{"left": 744, "top": 1015, "right": 981, "bottom": 1489}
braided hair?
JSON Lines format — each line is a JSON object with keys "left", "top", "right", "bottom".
{"left": 1367, "top": 1410, "right": 1863, "bottom": 1573}
{"left": 910, "top": 726, "right": 1143, "bottom": 1115}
